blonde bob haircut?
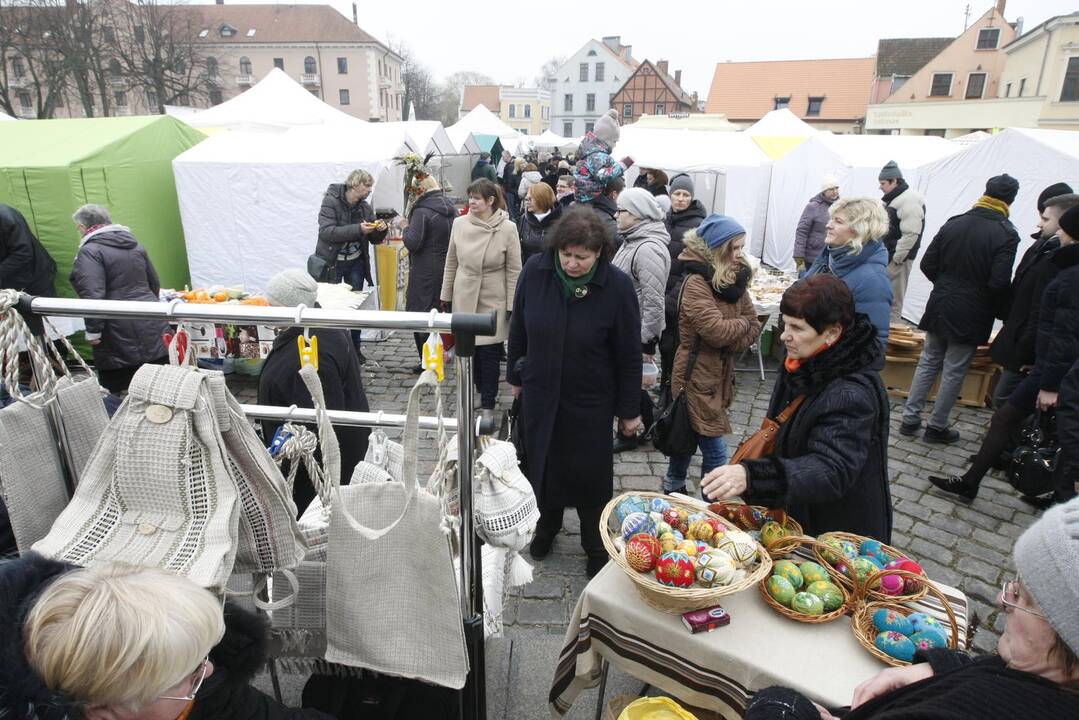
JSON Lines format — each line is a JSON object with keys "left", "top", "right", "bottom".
{"left": 828, "top": 197, "right": 890, "bottom": 255}
{"left": 682, "top": 228, "right": 752, "bottom": 291}
{"left": 528, "top": 181, "right": 556, "bottom": 213}
{"left": 24, "top": 563, "right": 225, "bottom": 711}
{"left": 345, "top": 168, "right": 374, "bottom": 187}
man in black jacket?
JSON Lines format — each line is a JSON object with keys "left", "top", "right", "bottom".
{"left": 900, "top": 175, "right": 1020, "bottom": 444}
{"left": 990, "top": 187, "right": 1078, "bottom": 406}
{"left": 0, "top": 203, "right": 56, "bottom": 296}
{"left": 1055, "top": 357, "right": 1079, "bottom": 502}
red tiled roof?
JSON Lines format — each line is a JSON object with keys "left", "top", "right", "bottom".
{"left": 461, "top": 85, "right": 503, "bottom": 113}
{"left": 188, "top": 4, "right": 384, "bottom": 46}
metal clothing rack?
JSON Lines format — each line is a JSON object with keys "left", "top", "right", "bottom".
{"left": 17, "top": 294, "right": 496, "bottom": 720}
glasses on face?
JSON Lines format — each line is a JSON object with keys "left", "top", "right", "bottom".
{"left": 160, "top": 658, "right": 209, "bottom": 702}
{"left": 1000, "top": 577, "right": 1046, "bottom": 619}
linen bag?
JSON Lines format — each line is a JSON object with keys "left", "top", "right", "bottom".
{"left": 473, "top": 438, "right": 538, "bottom": 585}
{"left": 324, "top": 370, "right": 468, "bottom": 688}
{"left": 33, "top": 364, "right": 241, "bottom": 589}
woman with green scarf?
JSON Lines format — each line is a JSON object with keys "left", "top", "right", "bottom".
{"left": 507, "top": 205, "right": 643, "bottom": 579}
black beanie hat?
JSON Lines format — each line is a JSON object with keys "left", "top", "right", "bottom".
{"left": 1038, "top": 182, "right": 1073, "bottom": 213}
{"left": 985, "top": 174, "right": 1020, "bottom": 205}
{"left": 1058, "top": 204, "right": 1079, "bottom": 241}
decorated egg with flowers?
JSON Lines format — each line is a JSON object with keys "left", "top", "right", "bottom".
{"left": 625, "top": 536, "right": 660, "bottom": 573}
{"left": 615, "top": 496, "right": 648, "bottom": 524}
{"left": 655, "top": 551, "right": 695, "bottom": 588}
{"left": 649, "top": 497, "right": 673, "bottom": 515}
{"left": 662, "top": 508, "right": 681, "bottom": 529}
{"left": 687, "top": 520, "right": 715, "bottom": 544}
{"left": 658, "top": 532, "right": 679, "bottom": 554}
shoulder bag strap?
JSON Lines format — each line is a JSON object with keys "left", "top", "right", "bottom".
{"left": 676, "top": 277, "right": 702, "bottom": 384}
{"left": 774, "top": 395, "right": 806, "bottom": 424}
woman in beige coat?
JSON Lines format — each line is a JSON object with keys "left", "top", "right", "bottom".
{"left": 440, "top": 178, "right": 522, "bottom": 417}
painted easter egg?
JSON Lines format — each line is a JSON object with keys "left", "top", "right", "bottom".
{"left": 628, "top": 533, "right": 660, "bottom": 558}
{"left": 760, "top": 521, "right": 788, "bottom": 548}
{"left": 799, "top": 561, "right": 829, "bottom": 586}
{"left": 658, "top": 533, "right": 679, "bottom": 554}
{"left": 875, "top": 631, "right": 916, "bottom": 662}
{"left": 766, "top": 575, "right": 796, "bottom": 606}
{"left": 695, "top": 550, "right": 737, "bottom": 588}
{"left": 649, "top": 497, "right": 673, "bottom": 515}
{"left": 655, "top": 551, "right": 695, "bottom": 588}
{"left": 872, "top": 608, "right": 914, "bottom": 636}
{"left": 805, "top": 581, "right": 844, "bottom": 612}
{"left": 772, "top": 560, "right": 804, "bottom": 590}
{"left": 909, "top": 630, "right": 948, "bottom": 652}
{"left": 625, "top": 538, "right": 658, "bottom": 573}
{"left": 621, "top": 512, "right": 654, "bottom": 540}
{"left": 790, "top": 591, "right": 824, "bottom": 616}
{"left": 615, "top": 496, "right": 648, "bottom": 524}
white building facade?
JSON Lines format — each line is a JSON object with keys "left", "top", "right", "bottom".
{"left": 551, "top": 36, "right": 636, "bottom": 138}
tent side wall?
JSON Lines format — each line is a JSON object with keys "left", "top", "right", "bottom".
{"left": 1, "top": 166, "right": 81, "bottom": 298}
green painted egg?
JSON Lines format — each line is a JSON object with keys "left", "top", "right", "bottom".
{"left": 849, "top": 556, "right": 879, "bottom": 583}
{"left": 799, "top": 561, "right": 829, "bottom": 586}
{"left": 766, "top": 575, "right": 796, "bottom": 607}
{"left": 790, "top": 591, "right": 824, "bottom": 616}
{"left": 772, "top": 560, "right": 804, "bottom": 590}
{"left": 805, "top": 581, "right": 844, "bottom": 612}
{"left": 760, "top": 521, "right": 787, "bottom": 548}
{"left": 818, "top": 536, "right": 847, "bottom": 564}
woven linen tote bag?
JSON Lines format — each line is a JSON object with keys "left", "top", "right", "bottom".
{"left": 34, "top": 364, "right": 241, "bottom": 589}
{"left": 324, "top": 370, "right": 468, "bottom": 688}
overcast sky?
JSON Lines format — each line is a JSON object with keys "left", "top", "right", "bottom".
{"left": 196, "top": 0, "right": 1075, "bottom": 96}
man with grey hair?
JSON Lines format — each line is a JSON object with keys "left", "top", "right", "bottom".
{"left": 70, "top": 204, "right": 168, "bottom": 393}
{"left": 879, "top": 160, "right": 926, "bottom": 322}
{"left": 312, "top": 169, "right": 388, "bottom": 361}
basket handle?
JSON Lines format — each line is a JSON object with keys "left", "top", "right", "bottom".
{"left": 858, "top": 568, "right": 961, "bottom": 649}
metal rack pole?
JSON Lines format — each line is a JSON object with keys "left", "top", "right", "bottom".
{"left": 241, "top": 404, "right": 458, "bottom": 432}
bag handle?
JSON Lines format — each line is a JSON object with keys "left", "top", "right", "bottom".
{"left": 674, "top": 278, "right": 703, "bottom": 387}
{"left": 775, "top": 395, "right": 806, "bottom": 424}
{"left": 0, "top": 289, "right": 59, "bottom": 408}
{"left": 297, "top": 363, "right": 341, "bottom": 507}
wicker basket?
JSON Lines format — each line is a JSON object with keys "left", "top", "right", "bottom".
{"left": 812, "top": 531, "right": 928, "bottom": 602}
{"left": 601, "top": 492, "right": 773, "bottom": 614}
{"left": 707, "top": 501, "right": 805, "bottom": 559}
{"left": 850, "top": 569, "right": 960, "bottom": 667}
{"left": 757, "top": 537, "right": 853, "bottom": 623}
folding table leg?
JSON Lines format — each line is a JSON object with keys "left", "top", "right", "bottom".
{"left": 593, "top": 660, "right": 610, "bottom": 720}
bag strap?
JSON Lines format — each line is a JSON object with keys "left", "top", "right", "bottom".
{"left": 0, "top": 289, "right": 58, "bottom": 408}
{"left": 675, "top": 278, "right": 703, "bottom": 385}
{"left": 774, "top": 395, "right": 806, "bottom": 425}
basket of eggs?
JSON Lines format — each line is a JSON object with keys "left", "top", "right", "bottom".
{"left": 757, "top": 537, "right": 853, "bottom": 623}
{"left": 601, "top": 492, "right": 773, "bottom": 614}
{"left": 813, "top": 531, "right": 929, "bottom": 603}
{"left": 850, "top": 569, "right": 960, "bottom": 666}
{"left": 708, "top": 502, "right": 805, "bottom": 559}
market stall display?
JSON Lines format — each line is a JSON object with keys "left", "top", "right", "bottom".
{"left": 813, "top": 531, "right": 928, "bottom": 603}
{"left": 850, "top": 569, "right": 960, "bottom": 666}
{"left": 708, "top": 501, "right": 805, "bottom": 558}
{"left": 758, "top": 540, "right": 851, "bottom": 624}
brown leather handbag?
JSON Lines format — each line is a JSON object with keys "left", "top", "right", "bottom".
{"left": 729, "top": 396, "right": 806, "bottom": 464}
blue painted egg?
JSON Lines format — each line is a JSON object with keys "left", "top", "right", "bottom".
{"left": 909, "top": 630, "right": 948, "bottom": 652}
{"left": 860, "top": 554, "right": 885, "bottom": 570}
{"left": 860, "top": 539, "right": 893, "bottom": 565}
{"left": 840, "top": 541, "right": 859, "bottom": 560}
{"left": 908, "top": 613, "right": 947, "bottom": 637}
{"left": 874, "top": 631, "right": 916, "bottom": 662}
{"left": 872, "top": 608, "right": 914, "bottom": 636}
{"left": 650, "top": 497, "right": 673, "bottom": 514}
{"left": 687, "top": 512, "right": 707, "bottom": 525}
{"left": 621, "top": 512, "right": 655, "bottom": 540}
{"left": 615, "top": 496, "right": 648, "bottom": 524}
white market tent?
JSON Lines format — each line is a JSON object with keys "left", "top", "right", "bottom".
{"left": 386, "top": 120, "right": 455, "bottom": 155}
{"left": 903, "top": 127, "right": 1079, "bottom": 323}
{"left": 745, "top": 109, "right": 818, "bottom": 138}
{"left": 614, "top": 127, "right": 773, "bottom": 253}
{"left": 184, "top": 68, "right": 357, "bottom": 132}
{"left": 446, "top": 105, "right": 522, "bottom": 149}
{"left": 531, "top": 129, "right": 580, "bottom": 151}
{"left": 385, "top": 119, "right": 477, "bottom": 198}
{"left": 763, "top": 134, "right": 959, "bottom": 271}
{"left": 0, "top": 111, "right": 16, "bottom": 121}
{"left": 950, "top": 130, "right": 992, "bottom": 147}
{"left": 173, "top": 121, "right": 417, "bottom": 291}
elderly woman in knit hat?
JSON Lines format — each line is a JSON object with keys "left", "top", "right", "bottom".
{"left": 745, "top": 497, "right": 1079, "bottom": 720}
{"left": 794, "top": 174, "right": 840, "bottom": 273}
{"left": 663, "top": 214, "right": 760, "bottom": 494}
{"left": 612, "top": 187, "right": 671, "bottom": 452}
{"left": 257, "top": 269, "right": 370, "bottom": 512}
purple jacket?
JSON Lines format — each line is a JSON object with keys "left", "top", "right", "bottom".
{"left": 794, "top": 192, "right": 835, "bottom": 264}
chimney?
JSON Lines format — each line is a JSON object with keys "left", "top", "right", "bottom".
{"left": 1015, "top": 16, "right": 1024, "bottom": 35}
{"left": 622, "top": 45, "right": 633, "bottom": 62}
{"left": 995, "top": 0, "right": 1006, "bottom": 17}
{"left": 675, "top": 69, "right": 682, "bottom": 87}
{"left": 352, "top": 2, "right": 357, "bottom": 24}
{"left": 602, "top": 36, "right": 621, "bottom": 51}
{"left": 656, "top": 60, "right": 669, "bottom": 76}
{"left": 215, "top": 0, "right": 223, "bottom": 4}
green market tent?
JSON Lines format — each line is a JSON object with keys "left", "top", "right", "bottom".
{"left": 472, "top": 134, "right": 506, "bottom": 160}
{"left": 0, "top": 115, "right": 205, "bottom": 297}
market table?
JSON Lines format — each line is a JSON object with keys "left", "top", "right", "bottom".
{"left": 550, "top": 562, "right": 972, "bottom": 719}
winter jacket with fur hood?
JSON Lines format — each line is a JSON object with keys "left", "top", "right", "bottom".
{"left": 612, "top": 219, "right": 671, "bottom": 352}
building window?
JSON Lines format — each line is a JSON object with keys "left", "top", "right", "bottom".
{"left": 239, "top": 56, "right": 252, "bottom": 75}
{"left": 929, "top": 73, "right": 953, "bottom": 96}
{"left": 508, "top": 104, "right": 516, "bottom": 118}
{"left": 209, "top": 89, "right": 222, "bottom": 105}
{"left": 976, "top": 27, "right": 1000, "bottom": 50}
{"left": 339, "top": 89, "right": 350, "bottom": 105}
{"left": 206, "top": 57, "right": 218, "bottom": 77}
{"left": 564, "top": 94, "right": 573, "bottom": 111}
{"left": 563, "top": 121, "right": 573, "bottom": 136}
{"left": 108, "top": 58, "right": 122, "bottom": 75}
{"left": 1004, "top": 82, "right": 1011, "bottom": 98}
{"left": 579, "top": 63, "right": 588, "bottom": 82}
{"left": 114, "top": 90, "right": 127, "bottom": 107}
{"left": 585, "top": 121, "right": 594, "bottom": 133}
{"left": 596, "top": 62, "right": 605, "bottom": 82}
{"left": 273, "top": 58, "right": 284, "bottom": 70}
{"left": 337, "top": 57, "right": 347, "bottom": 74}
{"left": 654, "top": 102, "right": 665, "bottom": 115}
{"left": 924, "top": 129, "right": 946, "bottom": 138}
{"left": 806, "top": 96, "right": 824, "bottom": 116}
{"left": 17, "top": 91, "right": 31, "bottom": 110}
{"left": 304, "top": 56, "right": 316, "bottom": 75}
{"left": 145, "top": 89, "right": 158, "bottom": 109}
{"left": 1062, "top": 58, "right": 1079, "bottom": 101}
{"left": 623, "top": 102, "right": 632, "bottom": 118}
{"left": 586, "top": 93, "right": 595, "bottom": 111}
{"left": 890, "top": 75, "right": 911, "bottom": 94}
{"left": 219, "top": 24, "right": 235, "bottom": 38}
{"left": 134, "top": 25, "right": 145, "bottom": 43}
{"left": 524, "top": 104, "right": 531, "bottom": 118}
{"left": 587, "top": 49, "right": 596, "bottom": 56}
{"left": 12, "top": 56, "right": 25, "bottom": 79}
{"left": 965, "top": 72, "right": 987, "bottom": 99}
{"left": 1018, "top": 77, "right": 1026, "bottom": 97}
{"left": 102, "top": 25, "right": 114, "bottom": 42}
{"left": 773, "top": 96, "right": 790, "bottom": 110}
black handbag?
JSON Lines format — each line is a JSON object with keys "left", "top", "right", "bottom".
{"left": 1008, "top": 410, "right": 1059, "bottom": 498}
{"left": 651, "top": 336, "right": 701, "bottom": 457}
{"left": 502, "top": 396, "right": 527, "bottom": 474}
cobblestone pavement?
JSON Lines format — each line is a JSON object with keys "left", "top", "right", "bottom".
{"left": 232, "top": 333, "right": 1041, "bottom": 718}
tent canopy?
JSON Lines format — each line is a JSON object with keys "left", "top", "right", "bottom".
{"left": 745, "top": 108, "right": 819, "bottom": 159}
{"left": 0, "top": 112, "right": 15, "bottom": 122}
{"left": 0, "top": 115, "right": 204, "bottom": 294}
{"left": 903, "top": 127, "right": 1079, "bottom": 323}
{"left": 446, "top": 105, "right": 521, "bottom": 146}
{"left": 531, "top": 129, "right": 580, "bottom": 150}
{"left": 472, "top": 134, "right": 506, "bottom": 158}
{"left": 763, "top": 133, "right": 959, "bottom": 271}
{"left": 173, "top": 122, "right": 415, "bottom": 291}
{"left": 185, "top": 68, "right": 357, "bottom": 132}
{"left": 386, "top": 120, "right": 456, "bottom": 156}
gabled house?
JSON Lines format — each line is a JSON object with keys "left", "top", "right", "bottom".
{"left": 551, "top": 36, "right": 637, "bottom": 137}
{"left": 871, "top": 37, "right": 953, "bottom": 105}
{"left": 610, "top": 59, "right": 697, "bottom": 126}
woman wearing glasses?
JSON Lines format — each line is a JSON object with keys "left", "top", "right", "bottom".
{"left": 745, "top": 497, "right": 1079, "bottom": 720}
{"left": 0, "top": 554, "right": 330, "bottom": 719}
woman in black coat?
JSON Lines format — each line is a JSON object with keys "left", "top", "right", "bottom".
{"left": 703, "top": 274, "right": 892, "bottom": 541}
{"left": 507, "top": 205, "right": 642, "bottom": 578}
{"left": 517, "top": 181, "right": 563, "bottom": 264}
{"left": 402, "top": 179, "right": 458, "bottom": 367}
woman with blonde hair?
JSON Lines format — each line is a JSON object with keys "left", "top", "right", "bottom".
{"left": 805, "top": 196, "right": 893, "bottom": 348}
{"left": 663, "top": 214, "right": 761, "bottom": 495}
{"left": 518, "top": 181, "right": 562, "bottom": 264}
{"left": 0, "top": 554, "right": 329, "bottom": 719}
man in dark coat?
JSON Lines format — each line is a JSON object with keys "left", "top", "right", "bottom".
{"left": 1054, "top": 357, "right": 1079, "bottom": 503}
{"left": 402, "top": 183, "right": 457, "bottom": 369}
{"left": 793, "top": 174, "right": 839, "bottom": 272}
{"left": 0, "top": 203, "right": 56, "bottom": 296}
{"left": 313, "top": 169, "right": 388, "bottom": 359}
{"left": 471, "top": 152, "right": 497, "bottom": 182}
{"left": 258, "top": 270, "right": 370, "bottom": 515}
{"left": 70, "top": 204, "right": 169, "bottom": 394}
{"left": 989, "top": 186, "right": 1077, "bottom": 406}
{"left": 900, "top": 175, "right": 1020, "bottom": 444}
